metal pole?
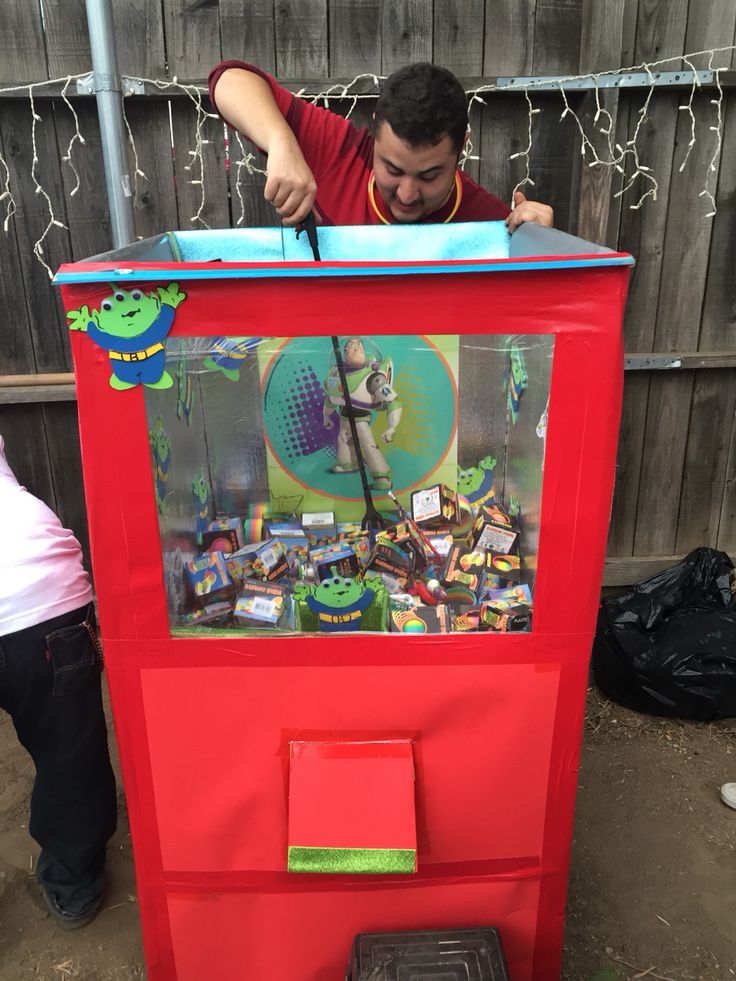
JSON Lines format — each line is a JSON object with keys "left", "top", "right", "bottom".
{"left": 84, "top": 0, "right": 136, "bottom": 247}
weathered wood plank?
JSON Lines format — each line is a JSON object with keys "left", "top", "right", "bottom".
{"left": 220, "top": 0, "right": 276, "bottom": 70}
{"left": 275, "top": 1, "right": 328, "bottom": 78}
{"left": 608, "top": 0, "right": 689, "bottom": 557}
{"left": 636, "top": 0, "right": 734, "bottom": 555}
{"left": 163, "top": 0, "right": 222, "bottom": 81}
{"left": 699, "top": 86, "right": 736, "bottom": 548}
{"left": 53, "top": 99, "right": 112, "bottom": 259}
{"left": 527, "top": 92, "right": 579, "bottom": 233}
{"left": 482, "top": 0, "right": 535, "bottom": 77}
{"left": 0, "top": 122, "right": 37, "bottom": 373}
{"left": 477, "top": 94, "right": 529, "bottom": 210}
{"left": 123, "top": 98, "right": 180, "bottom": 238}
{"left": 677, "top": 65, "right": 736, "bottom": 553}
{"left": 42, "top": 0, "right": 167, "bottom": 79}
{"left": 329, "top": 0, "right": 382, "bottom": 78}
{"left": 41, "top": 0, "right": 91, "bottom": 78}
{"left": 620, "top": 0, "right": 640, "bottom": 67}
{"left": 634, "top": 0, "right": 688, "bottom": 62}
{"left": 42, "top": 401, "right": 91, "bottom": 570}
{"left": 601, "top": 552, "right": 734, "bottom": 586}
{"left": 0, "top": 0, "right": 47, "bottom": 84}
{"left": 719, "top": 409, "right": 736, "bottom": 549}
{"left": 575, "top": 0, "right": 626, "bottom": 245}
{"left": 0, "top": 102, "right": 74, "bottom": 372}
{"left": 675, "top": 369, "right": 736, "bottom": 552}
{"left": 0, "top": 404, "right": 57, "bottom": 513}
{"left": 533, "top": 0, "right": 584, "bottom": 76}
{"left": 0, "top": 385, "right": 76, "bottom": 405}
{"left": 433, "top": 0, "right": 485, "bottom": 77}
{"left": 380, "top": 0, "right": 432, "bottom": 75}
{"left": 171, "top": 99, "right": 231, "bottom": 230}
{"left": 607, "top": 372, "right": 649, "bottom": 555}
{"left": 113, "top": 0, "right": 168, "bottom": 78}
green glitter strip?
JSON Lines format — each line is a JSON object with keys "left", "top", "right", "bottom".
{"left": 287, "top": 846, "right": 416, "bottom": 875}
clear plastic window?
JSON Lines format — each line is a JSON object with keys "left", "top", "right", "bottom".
{"left": 144, "top": 333, "right": 552, "bottom": 636}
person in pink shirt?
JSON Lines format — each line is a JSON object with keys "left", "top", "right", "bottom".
{"left": 0, "top": 437, "right": 116, "bottom": 929}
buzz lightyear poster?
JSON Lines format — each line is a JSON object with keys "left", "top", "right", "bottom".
{"left": 259, "top": 335, "right": 458, "bottom": 518}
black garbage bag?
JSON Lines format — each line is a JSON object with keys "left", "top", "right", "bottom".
{"left": 592, "top": 547, "right": 736, "bottom": 720}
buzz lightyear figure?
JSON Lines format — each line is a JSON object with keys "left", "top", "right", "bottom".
{"left": 323, "top": 337, "right": 402, "bottom": 492}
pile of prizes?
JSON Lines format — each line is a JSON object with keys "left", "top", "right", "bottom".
{"left": 177, "top": 470, "right": 533, "bottom": 635}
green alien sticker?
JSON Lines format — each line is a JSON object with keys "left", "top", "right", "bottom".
{"left": 66, "top": 283, "right": 186, "bottom": 390}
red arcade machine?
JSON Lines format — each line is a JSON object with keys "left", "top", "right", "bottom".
{"left": 56, "top": 221, "right": 632, "bottom": 980}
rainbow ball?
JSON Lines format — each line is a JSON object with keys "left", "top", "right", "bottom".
{"left": 401, "top": 617, "right": 427, "bottom": 633}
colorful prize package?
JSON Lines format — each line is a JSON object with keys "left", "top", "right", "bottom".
{"left": 411, "top": 483, "right": 460, "bottom": 529}
{"left": 201, "top": 516, "right": 245, "bottom": 554}
{"left": 268, "top": 521, "right": 305, "bottom": 540}
{"left": 487, "top": 583, "right": 533, "bottom": 609}
{"left": 486, "top": 552, "right": 522, "bottom": 585}
{"left": 441, "top": 544, "right": 487, "bottom": 601}
{"left": 251, "top": 538, "right": 290, "bottom": 582}
{"left": 224, "top": 544, "right": 260, "bottom": 588}
{"left": 183, "top": 551, "right": 235, "bottom": 608}
{"left": 177, "top": 601, "right": 233, "bottom": 628}
{"left": 336, "top": 522, "right": 371, "bottom": 567}
{"left": 453, "top": 606, "right": 484, "bottom": 633}
{"left": 385, "top": 520, "right": 436, "bottom": 572}
{"left": 233, "top": 578, "right": 288, "bottom": 628}
{"left": 480, "top": 602, "right": 532, "bottom": 633}
{"left": 365, "top": 536, "right": 415, "bottom": 593}
{"left": 301, "top": 510, "right": 337, "bottom": 546}
{"left": 390, "top": 604, "right": 452, "bottom": 634}
{"left": 467, "top": 504, "right": 520, "bottom": 554}
{"left": 310, "top": 542, "right": 361, "bottom": 582}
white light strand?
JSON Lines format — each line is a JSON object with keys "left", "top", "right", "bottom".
{"left": 509, "top": 88, "right": 541, "bottom": 203}
{"left": 700, "top": 53, "right": 724, "bottom": 218}
{"left": 120, "top": 97, "right": 147, "bottom": 203}
{"left": 0, "top": 50, "right": 734, "bottom": 274}
{"left": 60, "top": 76, "right": 85, "bottom": 197}
{"left": 231, "top": 131, "right": 269, "bottom": 227}
{"left": 135, "top": 76, "right": 214, "bottom": 228}
{"left": 677, "top": 56, "right": 700, "bottom": 173}
{"left": 0, "top": 146, "right": 15, "bottom": 233}
{"left": 29, "top": 86, "right": 67, "bottom": 279}
{"left": 0, "top": 73, "right": 87, "bottom": 235}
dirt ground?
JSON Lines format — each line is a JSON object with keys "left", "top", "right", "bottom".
{"left": 0, "top": 686, "right": 733, "bottom": 981}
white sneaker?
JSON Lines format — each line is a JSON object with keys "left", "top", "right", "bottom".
{"left": 720, "top": 783, "right": 736, "bottom": 809}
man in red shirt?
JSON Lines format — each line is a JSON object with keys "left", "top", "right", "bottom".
{"left": 209, "top": 61, "right": 553, "bottom": 231}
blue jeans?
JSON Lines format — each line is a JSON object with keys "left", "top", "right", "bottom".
{"left": 0, "top": 604, "right": 117, "bottom": 915}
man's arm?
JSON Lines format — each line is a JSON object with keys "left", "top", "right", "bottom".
{"left": 212, "top": 68, "right": 317, "bottom": 226}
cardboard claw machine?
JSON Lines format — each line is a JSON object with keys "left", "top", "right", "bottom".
{"left": 55, "top": 220, "right": 632, "bottom": 981}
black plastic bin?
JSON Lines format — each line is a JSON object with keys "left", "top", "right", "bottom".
{"left": 346, "top": 927, "right": 510, "bottom": 980}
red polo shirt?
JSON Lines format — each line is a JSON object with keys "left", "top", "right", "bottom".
{"left": 208, "top": 61, "right": 511, "bottom": 226}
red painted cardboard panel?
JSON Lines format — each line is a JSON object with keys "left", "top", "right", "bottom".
{"left": 288, "top": 740, "right": 416, "bottom": 852}
{"left": 140, "top": 662, "right": 560, "bottom": 872}
{"left": 167, "top": 876, "right": 541, "bottom": 981}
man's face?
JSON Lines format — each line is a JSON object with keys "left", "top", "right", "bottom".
{"left": 372, "top": 121, "right": 460, "bottom": 223}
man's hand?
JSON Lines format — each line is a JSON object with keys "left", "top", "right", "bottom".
{"left": 505, "top": 191, "right": 554, "bottom": 233}
{"left": 264, "top": 137, "right": 317, "bottom": 227}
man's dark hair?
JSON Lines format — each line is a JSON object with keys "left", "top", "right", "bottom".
{"left": 372, "top": 63, "right": 468, "bottom": 154}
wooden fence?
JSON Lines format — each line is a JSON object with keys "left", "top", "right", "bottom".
{"left": 1, "top": 0, "right": 734, "bottom": 582}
